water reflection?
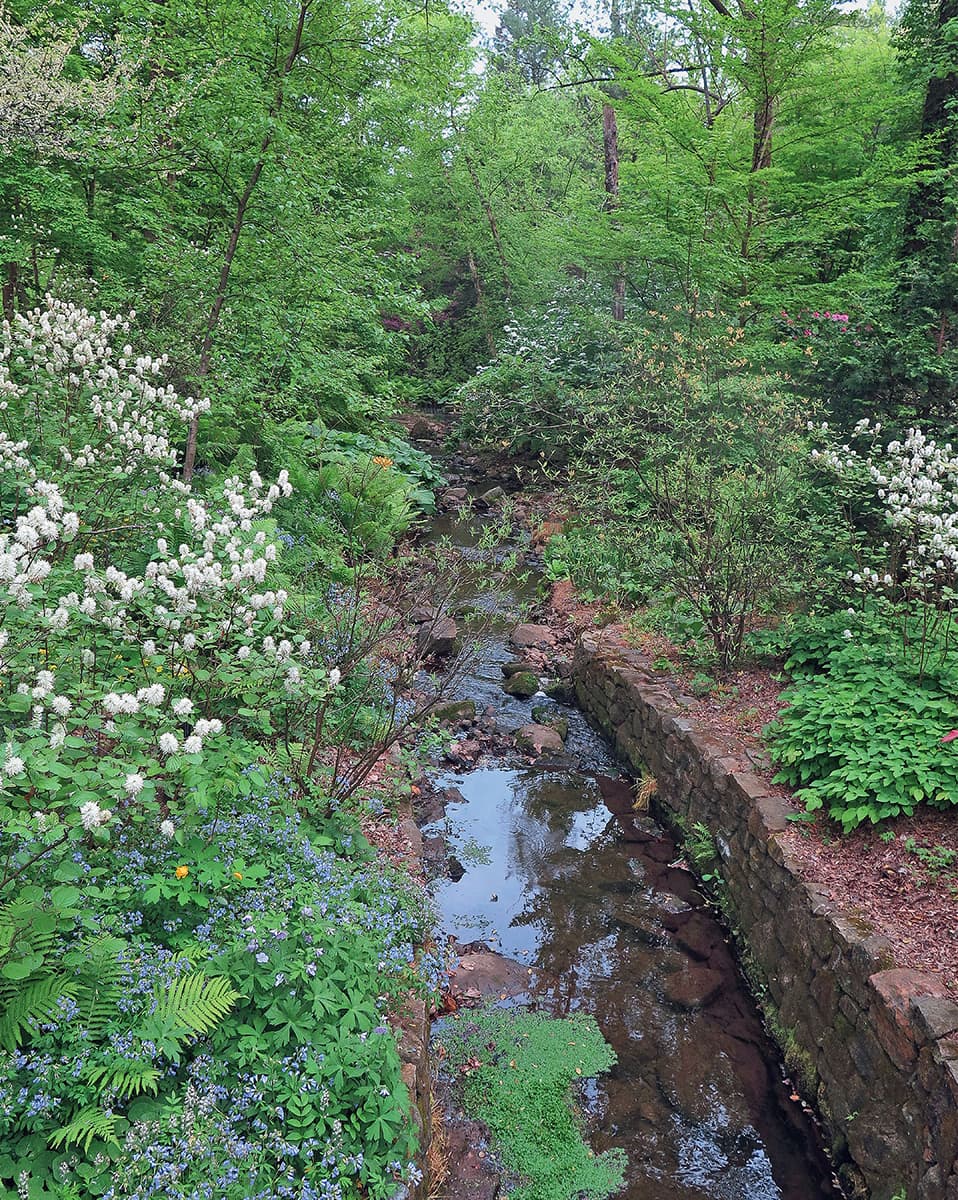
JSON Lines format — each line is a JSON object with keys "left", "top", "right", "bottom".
{"left": 426, "top": 765, "right": 839, "bottom": 1200}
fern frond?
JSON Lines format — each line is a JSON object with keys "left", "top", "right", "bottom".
{"left": 0, "top": 974, "right": 78, "bottom": 1051}
{"left": 75, "top": 981, "right": 122, "bottom": 1039}
{"left": 84, "top": 1060, "right": 161, "bottom": 1100}
{"left": 71, "top": 939, "right": 126, "bottom": 1036}
{"left": 49, "top": 1106, "right": 118, "bottom": 1152}
{"left": 154, "top": 971, "right": 239, "bottom": 1036}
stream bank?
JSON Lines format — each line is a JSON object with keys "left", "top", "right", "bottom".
{"left": 406, "top": 447, "right": 843, "bottom": 1200}
{"left": 572, "top": 628, "right": 958, "bottom": 1200}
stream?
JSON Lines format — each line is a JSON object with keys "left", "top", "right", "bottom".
{"left": 418, "top": 484, "right": 842, "bottom": 1200}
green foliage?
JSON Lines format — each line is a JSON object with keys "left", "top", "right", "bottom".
{"left": 457, "top": 282, "right": 625, "bottom": 458}
{"left": 438, "top": 1007, "right": 624, "bottom": 1200}
{"left": 538, "top": 310, "right": 844, "bottom": 668}
{"left": 544, "top": 525, "right": 650, "bottom": 605}
{"left": 766, "top": 631, "right": 958, "bottom": 829}
{"left": 1, "top": 796, "right": 440, "bottom": 1197}
{"left": 903, "top": 837, "right": 958, "bottom": 879}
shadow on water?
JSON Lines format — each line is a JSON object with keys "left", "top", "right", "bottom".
{"left": 423, "top": 498, "right": 842, "bottom": 1200}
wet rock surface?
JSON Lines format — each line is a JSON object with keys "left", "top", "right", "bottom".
{"left": 501, "top": 671, "right": 539, "bottom": 698}
{"left": 514, "top": 722, "right": 564, "bottom": 755}
{"left": 416, "top": 616, "right": 458, "bottom": 657}
{"left": 663, "top": 965, "right": 726, "bottom": 1010}
{"left": 510, "top": 622, "right": 556, "bottom": 650}
{"left": 450, "top": 951, "right": 533, "bottom": 1001}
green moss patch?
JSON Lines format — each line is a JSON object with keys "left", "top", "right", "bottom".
{"left": 439, "top": 1007, "right": 625, "bottom": 1200}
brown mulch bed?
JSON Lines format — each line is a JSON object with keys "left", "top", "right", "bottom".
{"left": 781, "top": 811, "right": 958, "bottom": 994}
{"left": 540, "top": 585, "right": 958, "bottom": 998}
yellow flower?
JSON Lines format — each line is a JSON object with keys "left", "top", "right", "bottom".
{"left": 372, "top": 455, "right": 393, "bottom": 469}
{"left": 175, "top": 865, "right": 189, "bottom": 880}
{"left": 233, "top": 871, "right": 243, "bottom": 880}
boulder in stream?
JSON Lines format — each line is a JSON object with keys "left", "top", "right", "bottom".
{"left": 503, "top": 671, "right": 539, "bottom": 698}
{"left": 543, "top": 678, "right": 576, "bottom": 703}
{"left": 415, "top": 616, "right": 458, "bottom": 657}
{"left": 515, "top": 722, "right": 564, "bottom": 755}
{"left": 452, "top": 951, "right": 532, "bottom": 1000}
{"left": 663, "top": 965, "right": 725, "bottom": 1010}
{"left": 409, "top": 418, "right": 434, "bottom": 440}
{"left": 431, "top": 698, "right": 476, "bottom": 724}
{"left": 510, "top": 623, "right": 556, "bottom": 650}
{"left": 531, "top": 705, "right": 569, "bottom": 740}
{"left": 502, "top": 659, "right": 534, "bottom": 678}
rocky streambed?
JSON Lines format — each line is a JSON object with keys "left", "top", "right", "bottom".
{"left": 409, "top": 465, "right": 844, "bottom": 1200}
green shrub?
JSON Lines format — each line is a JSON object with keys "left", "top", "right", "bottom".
{"left": 542, "top": 311, "right": 845, "bottom": 668}
{"left": 766, "top": 638, "right": 958, "bottom": 829}
{"left": 456, "top": 282, "right": 625, "bottom": 459}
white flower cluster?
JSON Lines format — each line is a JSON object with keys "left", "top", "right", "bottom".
{"left": 2, "top": 464, "right": 304, "bottom": 780}
{"left": 2, "top": 746, "right": 24, "bottom": 778}
{"left": 0, "top": 480, "right": 80, "bottom": 607}
{"left": 1, "top": 296, "right": 209, "bottom": 490}
{"left": 0, "top": 301, "right": 347, "bottom": 846}
{"left": 813, "top": 421, "right": 958, "bottom": 586}
{"left": 80, "top": 800, "right": 111, "bottom": 830}
{"left": 0, "top": 14, "right": 123, "bottom": 156}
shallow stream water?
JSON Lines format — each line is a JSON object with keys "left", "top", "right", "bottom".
{"left": 422, "top": 498, "right": 841, "bottom": 1200}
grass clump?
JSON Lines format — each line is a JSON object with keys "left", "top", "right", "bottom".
{"left": 439, "top": 1006, "right": 625, "bottom": 1200}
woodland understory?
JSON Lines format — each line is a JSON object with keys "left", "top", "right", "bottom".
{"left": 5, "top": 0, "right": 958, "bottom": 1195}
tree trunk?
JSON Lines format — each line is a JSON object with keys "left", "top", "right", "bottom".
{"left": 602, "top": 103, "right": 626, "bottom": 321}
{"left": 2, "top": 263, "right": 17, "bottom": 323}
{"left": 182, "top": 0, "right": 313, "bottom": 482}
{"left": 459, "top": 144, "right": 513, "bottom": 298}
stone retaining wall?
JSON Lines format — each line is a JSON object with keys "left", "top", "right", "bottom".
{"left": 573, "top": 630, "right": 958, "bottom": 1200}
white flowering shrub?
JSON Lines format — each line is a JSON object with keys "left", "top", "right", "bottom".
{"left": 0, "top": 299, "right": 449, "bottom": 1198}
{"left": 0, "top": 296, "right": 205, "bottom": 529}
{"left": 811, "top": 420, "right": 958, "bottom": 671}
{"left": 0, "top": 15, "right": 122, "bottom": 157}
{"left": 0, "top": 298, "right": 344, "bottom": 880}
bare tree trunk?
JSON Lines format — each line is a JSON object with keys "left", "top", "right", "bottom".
{"left": 741, "top": 80, "right": 774, "bottom": 270}
{"left": 602, "top": 103, "right": 626, "bottom": 321}
{"left": 456, "top": 132, "right": 513, "bottom": 297}
{"left": 2, "top": 263, "right": 17, "bottom": 323}
{"left": 182, "top": 0, "right": 313, "bottom": 482}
